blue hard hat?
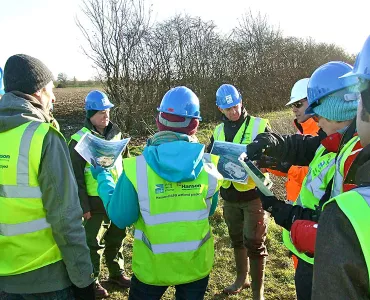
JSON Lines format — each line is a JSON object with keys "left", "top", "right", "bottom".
{"left": 157, "top": 86, "right": 201, "bottom": 120}
{"left": 306, "top": 61, "right": 358, "bottom": 114}
{"left": 0, "top": 67, "right": 4, "bottom": 95}
{"left": 216, "top": 84, "right": 242, "bottom": 109}
{"left": 85, "top": 90, "right": 114, "bottom": 111}
{"left": 341, "top": 35, "right": 370, "bottom": 81}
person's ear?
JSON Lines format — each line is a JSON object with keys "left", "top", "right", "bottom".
{"left": 32, "top": 89, "right": 43, "bottom": 102}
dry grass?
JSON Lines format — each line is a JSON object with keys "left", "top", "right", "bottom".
{"left": 54, "top": 87, "right": 298, "bottom": 300}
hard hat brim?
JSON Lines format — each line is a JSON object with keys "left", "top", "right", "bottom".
{"left": 340, "top": 70, "right": 370, "bottom": 81}
{"left": 285, "top": 97, "right": 306, "bottom": 106}
{"left": 157, "top": 107, "right": 202, "bottom": 121}
{"left": 217, "top": 98, "right": 241, "bottom": 109}
{"left": 305, "top": 105, "right": 316, "bottom": 115}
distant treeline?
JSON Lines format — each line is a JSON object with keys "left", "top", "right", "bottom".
{"left": 55, "top": 80, "right": 102, "bottom": 88}
{"left": 76, "top": 0, "right": 356, "bottom": 134}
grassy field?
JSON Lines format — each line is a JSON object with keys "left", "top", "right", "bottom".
{"left": 54, "top": 87, "right": 297, "bottom": 300}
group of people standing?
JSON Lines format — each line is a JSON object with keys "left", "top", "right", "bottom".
{"left": 0, "top": 35, "right": 369, "bottom": 300}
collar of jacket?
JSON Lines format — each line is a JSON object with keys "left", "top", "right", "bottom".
{"left": 83, "top": 118, "right": 120, "bottom": 140}
{"left": 343, "top": 143, "right": 370, "bottom": 188}
{"left": 294, "top": 117, "right": 319, "bottom": 136}
{"left": 321, "top": 119, "right": 357, "bottom": 153}
{"left": 222, "top": 106, "right": 248, "bottom": 128}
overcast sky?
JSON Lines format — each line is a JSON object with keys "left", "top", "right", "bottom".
{"left": 1, "top": 0, "right": 368, "bottom": 80}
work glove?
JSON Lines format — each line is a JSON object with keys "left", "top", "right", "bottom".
{"left": 276, "top": 161, "right": 292, "bottom": 173}
{"left": 90, "top": 163, "right": 109, "bottom": 180}
{"left": 246, "top": 134, "right": 272, "bottom": 160}
{"left": 256, "top": 188, "right": 285, "bottom": 213}
{"left": 72, "top": 282, "right": 96, "bottom": 300}
{"left": 257, "top": 155, "right": 291, "bottom": 173}
{"left": 290, "top": 220, "right": 318, "bottom": 255}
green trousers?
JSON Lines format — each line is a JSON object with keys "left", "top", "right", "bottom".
{"left": 84, "top": 213, "right": 127, "bottom": 279}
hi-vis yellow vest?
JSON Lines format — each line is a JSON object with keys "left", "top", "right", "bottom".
{"left": 282, "top": 145, "right": 336, "bottom": 264}
{"left": 124, "top": 153, "right": 223, "bottom": 286}
{"left": 323, "top": 187, "right": 370, "bottom": 293}
{"left": 213, "top": 116, "right": 269, "bottom": 191}
{"left": 70, "top": 127, "right": 123, "bottom": 196}
{"left": 0, "top": 121, "right": 63, "bottom": 276}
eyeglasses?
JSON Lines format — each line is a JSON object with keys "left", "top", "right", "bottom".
{"left": 291, "top": 101, "right": 305, "bottom": 109}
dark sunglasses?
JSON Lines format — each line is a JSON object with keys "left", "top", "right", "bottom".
{"left": 291, "top": 100, "right": 306, "bottom": 109}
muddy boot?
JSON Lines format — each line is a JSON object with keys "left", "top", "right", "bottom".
{"left": 250, "top": 257, "right": 266, "bottom": 300}
{"left": 94, "top": 280, "right": 109, "bottom": 298}
{"left": 223, "top": 248, "right": 251, "bottom": 294}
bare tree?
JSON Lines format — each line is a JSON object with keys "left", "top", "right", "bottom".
{"left": 76, "top": 0, "right": 152, "bottom": 131}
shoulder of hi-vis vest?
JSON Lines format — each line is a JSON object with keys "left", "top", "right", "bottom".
{"left": 0, "top": 121, "right": 63, "bottom": 276}
{"left": 282, "top": 144, "right": 336, "bottom": 265}
{"left": 331, "top": 136, "right": 361, "bottom": 198}
{"left": 324, "top": 187, "right": 370, "bottom": 293}
{"left": 70, "top": 127, "right": 123, "bottom": 196}
{"left": 123, "top": 153, "right": 223, "bottom": 286}
{"left": 213, "top": 116, "right": 269, "bottom": 144}
{"left": 213, "top": 116, "right": 269, "bottom": 192}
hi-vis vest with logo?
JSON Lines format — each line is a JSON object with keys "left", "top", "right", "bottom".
{"left": 331, "top": 136, "right": 361, "bottom": 197}
{"left": 213, "top": 116, "right": 269, "bottom": 191}
{"left": 282, "top": 145, "right": 336, "bottom": 264}
{"left": 124, "top": 153, "right": 223, "bottom": 285}
{"left": 323, "top": 187, "right": 370, "bottom": 294}
{"left": 0, "top": 121, "right": 63, "bottom": 276}
{"left": 70, "top": 127, "right": 123, "bottom": 196}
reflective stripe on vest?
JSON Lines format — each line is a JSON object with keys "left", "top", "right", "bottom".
{"left": 213, "top": 116, "right": 269, "bottom": 192}
{"left": 135, "top": 154, "right": 218, "bottom": 225}
{"left": 324, "top": 187, "right": 370, "bottom": 293}
{"left": 0, "top": 121, "right": 63, "bottom": 275}
{"left": 134, "top": 229, "right": 211, "bottom": 254}
{"left": 331, "top": 136, "right": 360, "bottom": 197}
{"left": 0, "top": 218, "right": 50, "bottom": 236}
{"left": 0, "top": 122, "right": 48, "bottom": 236}
{"left": 124, "top": 152, "right": 221, "bottom": 285}
{"left": 296, "top": 146, "right": 336, "bottom": 209}
{"left": 0, "top": 122, "right": 42, "bottom": 199}
{"left": 283, "top": 145, "right": 336, "bottom": 265}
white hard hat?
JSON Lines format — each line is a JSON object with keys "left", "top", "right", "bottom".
{"left": 286, "top": 78, "right": 310, "bottom": 106}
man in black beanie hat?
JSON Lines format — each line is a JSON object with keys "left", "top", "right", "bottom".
{"left": 0, "top": 54, "right": 95, "bottom": 300}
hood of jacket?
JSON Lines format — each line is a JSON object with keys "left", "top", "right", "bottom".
{"left": 142, "top": 131, "right": 205, "bottom": 183}
{"left": 0, "top": 91, "right": 56, "bottom": 133}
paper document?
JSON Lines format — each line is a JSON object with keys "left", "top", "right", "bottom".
{"left": 238, "top": 153, "right": 274, "bottom": 196}
{"left": 75, "top": 132, "right": 130, "bottom": 168}
{"left": 210, "top": 141, "right": 249, "bottom": 183}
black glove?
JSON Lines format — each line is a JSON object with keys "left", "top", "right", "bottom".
{"left": 246, "top": 134, "right": 271, "bottom": 160}
{"left": 275, "top": 161, "right": 292, "bottom": 173}
{"left": 257, "top": 191, "right": 283, "bottom": 213}
{"left": 72, "top": 282, "right": 96, "bottom": 300}
{"left": 257, "top": 155, "right": 291, "bottom": 173}
{"left": 256, "top": 155, "right": 278, "bottom": 168}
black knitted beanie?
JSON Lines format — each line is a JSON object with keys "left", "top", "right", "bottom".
{"left": 4, "top": 54, "right": 54, "bottom": 94}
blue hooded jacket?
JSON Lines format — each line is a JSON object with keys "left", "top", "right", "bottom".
{"left": 95, "top": 135, "right": 219, "bottom": 229}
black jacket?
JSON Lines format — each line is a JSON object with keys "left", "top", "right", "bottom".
{"left": 207, "top": 108, "right": 270, "bottom": 202}
{"left": 312, "top": 144, "right": 370, "bottom": 300}
{"left": 266, "top": 121, "right": 357, "bottom": 230}
{"left": 68, "top": 119, "right": 130, "bottom": 214}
